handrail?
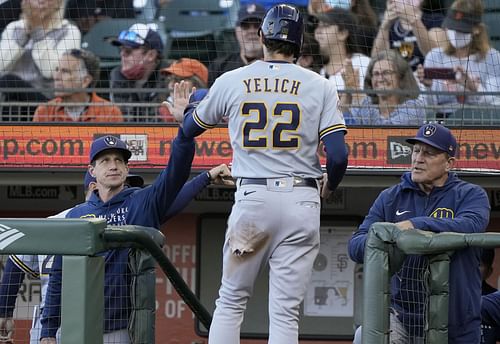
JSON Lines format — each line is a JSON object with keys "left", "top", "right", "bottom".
{"left": 102, "top": 226, "right": 213, "bottom": 329}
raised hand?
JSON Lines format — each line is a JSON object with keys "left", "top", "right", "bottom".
{"left": 162, "top": 80, "right": 196, "bottom": 124}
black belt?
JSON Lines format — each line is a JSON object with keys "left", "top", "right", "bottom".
{"left": 240, "top": 177, "right": 318, "bottom": 189}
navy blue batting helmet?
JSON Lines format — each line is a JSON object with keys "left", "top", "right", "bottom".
{"left": 259, "top": 4, "right": 304, "bottom": 54}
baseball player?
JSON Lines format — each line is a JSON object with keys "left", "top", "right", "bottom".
{"left": 38, "top": 132, "right": 197, "bottom": 344}
{"left": 171, "top": 4, "right": 348, "bottom": 343}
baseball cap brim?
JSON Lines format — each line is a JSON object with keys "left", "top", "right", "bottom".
{"left": 406, "top": 137, "right": 447, "bottom": 153}
{"left": 162, "top": 65, "right": 194, "bottom": 78}
{"left": 442, "top": 16, "right": 473, "bottom": 33}
{"left": 111, "top": 39, "right": 142, "bottom": 49}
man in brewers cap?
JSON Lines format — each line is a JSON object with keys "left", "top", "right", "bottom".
{"left": 349, "top": 123, "right": 490, "bottom": 343}
{"left": 109, "top": 22, "right": 168, "bottom": 122}
{"left": 207, "top": 2, "right": 266, "bottom": 86}
{"left": 39, "top": 130, "right": 197, "bottom": 343}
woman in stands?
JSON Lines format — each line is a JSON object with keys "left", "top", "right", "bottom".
{"left": 308, "top": 0, "right": 378, "bottom": 55}
{"left": 0, "top": 0, "right": 81, "bottom": 121}
{"left": 314, "top": 8, "right": 371, "bottom": 116}
{"left": 342, "top": 49, "right": 425, "bottom": 125}
{"left": 419, "top": 0, "right": 500, "bottom": 117}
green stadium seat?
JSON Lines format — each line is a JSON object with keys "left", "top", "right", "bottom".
{"left": 81, "top": 18, "right": 139, "bottom": 68}
{"left": 444, "top": 107, "right": 500, "bottom": 126}
{"left": 155, "top": 0, "right": 238, "bottom": 65}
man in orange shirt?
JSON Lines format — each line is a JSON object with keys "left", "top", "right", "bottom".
{"left": 33, "top": 49, "right": 123, "bottom": 122}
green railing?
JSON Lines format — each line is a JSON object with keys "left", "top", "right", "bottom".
{"left": 0, "top": 218, "right": 212, "bottom": 344}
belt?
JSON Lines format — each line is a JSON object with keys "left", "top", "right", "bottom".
{"left": 240, "top": 177, "right": 318, "bottom": 189}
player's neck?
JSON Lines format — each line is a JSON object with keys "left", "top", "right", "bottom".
{"left": 264, "top": 51, "right": 294, "bottom": 63}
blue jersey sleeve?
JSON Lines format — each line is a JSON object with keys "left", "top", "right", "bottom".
{"left": 321, "top": 131, "right": 348, "bottom": 192}
{"left": 40, "top": 255, "right": 62, "bottom": 338}
{"left": 130, "top": 127, "right": 196, "bottom": 227}
{"left": 162, "top": 171, "right": 210, "bottom": 223}
{"left": 410, "top": 185, "right": 490, "bottom": 234}
{"left": 0, "top": 258, "right": 25, "bottom": 317}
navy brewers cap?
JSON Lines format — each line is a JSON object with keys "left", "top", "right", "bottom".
{"left": 237, "top": 3, "right": 266, "bottom": 26}
{"left": 89, "top": 135, "right": 132, "bottom": 163}
{"left": 112, "top": 23, "right": 164, "bottom": 53}
{"left": 406, "top": 123, "right": 457, "bottom": 157}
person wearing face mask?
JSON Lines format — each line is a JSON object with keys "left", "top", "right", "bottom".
{"left": 109, "top": 23, "right": 168, "bottom": 122}
{"left": 418, "top": 0, "right": 500, "bottom": 118}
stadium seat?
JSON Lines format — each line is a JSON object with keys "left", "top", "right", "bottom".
{"left": 81, "top": 18, "right": 139, "bottom": 68}
{"left": 444, "top": 107, "right": 500, "bottom": 126}
{"left": 484, "top": 0, "right": 500, "bottom": 11}
{"left": 155, "top": 0, "right": 238, "bottom": 65}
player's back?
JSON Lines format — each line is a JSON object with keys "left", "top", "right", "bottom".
{"left": 197, "top": 60, "right": 345, "bottom": 179}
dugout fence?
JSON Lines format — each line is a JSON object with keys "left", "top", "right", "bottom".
{"left": 362, "top": 222, "right": 500, "bottom": 344}
{"left": 0, "top": 218, "right": 211, "bottom": 344}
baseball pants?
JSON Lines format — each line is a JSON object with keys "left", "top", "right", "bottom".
{"left": 208, "top": 177, "right": 321, "bottom": 344}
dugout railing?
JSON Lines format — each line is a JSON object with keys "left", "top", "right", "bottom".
{"left": 0, "top": 218, "right": 211, "bottom": 344}
{"left": 362, "top": 222, "right": 500, "bottom": 344}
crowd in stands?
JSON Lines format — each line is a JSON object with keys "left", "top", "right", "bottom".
{"left": 0, "top": 0, "right": 498, "bottom": 124}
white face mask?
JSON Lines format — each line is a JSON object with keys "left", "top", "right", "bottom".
{"left": 446, "top": 29, "right": 472, "bottom": 49}
{"left": 325, "top": 0, "right": 351, "bottom": 10}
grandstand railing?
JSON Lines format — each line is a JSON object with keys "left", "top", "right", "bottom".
{"left": 0, "top": 218, "right": 211, "bottom": 344}
{"left": 0, "top": 87, "right": 498, "bottom": 124}
{"left": 362, "top": 222, "right": 500, "bottom": 344}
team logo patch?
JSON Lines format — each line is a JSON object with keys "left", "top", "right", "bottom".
{"left": 430, "top": 208, "right": 454, "bottom": 219}
{"left": 104, "top": 136, "right": 118, "bottom": 147}
{"left": 423, "top": 125, "right": 437, "bottom": 137}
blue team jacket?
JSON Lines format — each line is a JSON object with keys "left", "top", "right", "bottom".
{"left": 40, "top": 128, "right": 195, "bottom": 338}
{"left": 348, "top": 172, "right": 490, "bottom": 343}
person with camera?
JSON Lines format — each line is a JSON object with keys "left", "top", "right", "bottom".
{"left": 417, "top": 0, "right": 500, "bottom": 118}
{"left": 372, "top": 0, "right": 446, "bottom": 70}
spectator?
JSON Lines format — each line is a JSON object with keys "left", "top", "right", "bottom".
{"left": 158, "top": 58, "right": 208, "bottom": 122}
{"left": 350, "top": 123, "right": 490, "bottom": 343}
{"left": 207, "top": 2, "right": 266, "bottom": 86}
{"left": 372, "top": 0, "right": 446, "bottom": 70}
{"left": 65, "top": 0, "right": 135, "bottom": 34}
{"left": 296, "top": 33, "right": 323, "bottom": 73}
{"left": 33, "top": 49, "right": 123, "bottom": 122}
{"left": 343, "top": 50, "right": 425, "bottom": 125}
{"left": 308, "top": 0, "right": 378, "bottom": 55}
{"left": 314, "top": 9, "right": 370, "bottom": 106}
{"left": 109, "top": 23, "right": 167, "bottom": 122}
{"left": 418, "top": 0, "right": 500, "bottom": 117}
{"left": 0, "top": 0, "right": 81, "bottom": 121}
{"left": 161, "top": 58, "right": 208, "bottom": 102}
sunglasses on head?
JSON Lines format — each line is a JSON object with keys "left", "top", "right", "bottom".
{"left": 118, "top": 30, "right": 146, "bottom": 45}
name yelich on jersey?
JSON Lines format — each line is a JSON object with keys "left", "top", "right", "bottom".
{"left": 243, "top": 78, "right": 301, "bottom": 96}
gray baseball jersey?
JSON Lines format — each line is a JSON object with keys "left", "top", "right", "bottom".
{"left": 193, "top": 60, "right": 346, "bottom": 178}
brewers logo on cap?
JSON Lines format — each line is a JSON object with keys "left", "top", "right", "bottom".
{"left": 423, "top": 125, "right": 437, "bottom": 137}
{"left": 104, "top": 136, "right": 118, "bottom": 146}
